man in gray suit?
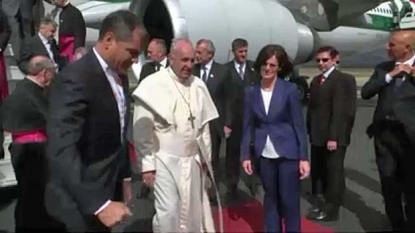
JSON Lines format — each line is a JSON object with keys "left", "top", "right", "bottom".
{"left": 2, "top": 0, "right": 37, "bottom": 58}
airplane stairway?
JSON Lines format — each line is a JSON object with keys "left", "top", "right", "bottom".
{"left": 3, "top": 44, "right": 24, "bottom": 94}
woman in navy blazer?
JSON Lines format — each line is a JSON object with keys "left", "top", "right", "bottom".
{"left": 241, "top": 44, "right": 310, "bottom": 232}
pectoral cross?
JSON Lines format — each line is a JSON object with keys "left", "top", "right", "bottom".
{"left": 188, "top": 112, "right": 195, "bottom": 129}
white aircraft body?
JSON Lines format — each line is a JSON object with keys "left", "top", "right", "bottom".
{"left": 72, "top": 0, "right": 393, "bottom": 79}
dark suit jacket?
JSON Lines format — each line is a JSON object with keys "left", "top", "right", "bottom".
{"left": 307, "top": 69, "right": 357, "bottom": 147}
{"left": 18, "top": 34, "right": 66, "bottom": 74}
{"left": 192, "top": 61, "right": 234, "bottom": 136}
{"left": 45, "top": 51, "right": 131, "bottom": 225}
{"left": 362, "top": 60, "right": 415, "bottom": 141}
{"left": 240, "top": 78, "right": 308, "bottom": 161}
{"left": 138, "top": 59, "right": 169, "bottom": 85}
{"left": 0, "top": 8, "right": 11, "bottom": 51}
{"left": 225, "top": 60, "right": 258, "bottom": 126}
{"left": 361, "top": 60, "right": 402, "bottom": 123}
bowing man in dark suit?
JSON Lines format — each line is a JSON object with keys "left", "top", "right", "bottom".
{"left": 2, "top": 56, "right": 64, "bottom": 232}
{"left": 307, "top": 46, "right": 357, "bottom": 221}
{"left": 18, "top": 17, "right": 66, "bottom": 74}
{"left": 193, "top": 39, "right": 234, "bottom": 194}
{"left": 240, "top": 44, "right": 309, "bottom": 232}
{"left": 225, "top": 38, "right": 259, "bottom": 195}
{"left": 138, "top": 38, "right": 168, "bottom": 85}
{"left": 45, "top": 10, "right": 147, "bottom": 232}
{"left": 361, "top": 30, "right": 415, "bottom": 231}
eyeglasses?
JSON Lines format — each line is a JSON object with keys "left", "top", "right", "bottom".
{"left": 316, "top": 58, "right": 330, "bottom": 63}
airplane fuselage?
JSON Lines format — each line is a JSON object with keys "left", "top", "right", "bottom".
{"left": 77, "top": 0, "right": 391, "bottom": 66}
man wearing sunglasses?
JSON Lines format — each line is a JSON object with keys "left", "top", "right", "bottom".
{"left": 361, "top": 30, "right": 415, "bottom": 232}
{"left": 306, "top": 46, "right": 357, "bottom": 221}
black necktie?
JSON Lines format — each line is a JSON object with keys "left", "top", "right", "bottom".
{"left": 46, "top": 39, "right": 55, "bottom": 60}
{"left": 155, "top": 63, "right": 161, "bottom": 71}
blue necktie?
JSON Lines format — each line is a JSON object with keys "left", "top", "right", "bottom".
{"left": 202, "top": 66, "right": 208, "bottom": 82}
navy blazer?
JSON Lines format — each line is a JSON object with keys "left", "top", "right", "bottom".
{"left": 240, "top": 78, "right": 308, "bottom": 161}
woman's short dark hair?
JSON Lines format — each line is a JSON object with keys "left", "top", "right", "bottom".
{"left": 254, "top": 44, "right": 293, "bottom": 78}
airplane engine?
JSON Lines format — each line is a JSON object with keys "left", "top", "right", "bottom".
{"left": 130, "top": 0, "right": 320, "bottom": 65}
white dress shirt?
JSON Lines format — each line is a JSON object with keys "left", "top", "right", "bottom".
{"left": 385, "top": 54, "right": 415, "bottom": 83}
{"left": 158, "top": 57, "right": 168, "bottom": 69}
{"left": 321, "top": 66, "right": 335, "bottom": 82}
{"left": 92, "top": 48, "right": 129, "bottom": 215}
{"left": 260, "top": 89, "right": 280, "bottom": 159}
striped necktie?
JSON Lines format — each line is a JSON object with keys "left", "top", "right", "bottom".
{"left": 238, "top": 64, "right": 244, "bottom": 79}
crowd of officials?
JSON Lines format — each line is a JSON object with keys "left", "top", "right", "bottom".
{"left": 0, "top": 1, "right": 414, "bottom": 232}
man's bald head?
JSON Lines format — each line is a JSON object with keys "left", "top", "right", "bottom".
{"left": 27, "top": 55, "right": 56, "bottom": 86}
{"left": 168, "top": 39, "right": 195, "bottom": 81}
{"left": 387, "top": 30, "right": 415, "bottom": 61}
{"left": 403, "top": 30, "right": 415, "bottom": 51}
{"left": 28, "top": 56, "right": 55, "bottom": 75}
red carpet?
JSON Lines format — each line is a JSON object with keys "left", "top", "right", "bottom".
{"left": 212, "top": 198, "right": 335, "bottom": 232}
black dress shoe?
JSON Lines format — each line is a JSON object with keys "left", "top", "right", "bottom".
{"left": 307, "top": 211, "right": 339, "bottom": 222}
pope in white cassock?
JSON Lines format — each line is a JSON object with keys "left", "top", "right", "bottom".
{"left": 132, "top": 38, "right": 221, "bottom": 232}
